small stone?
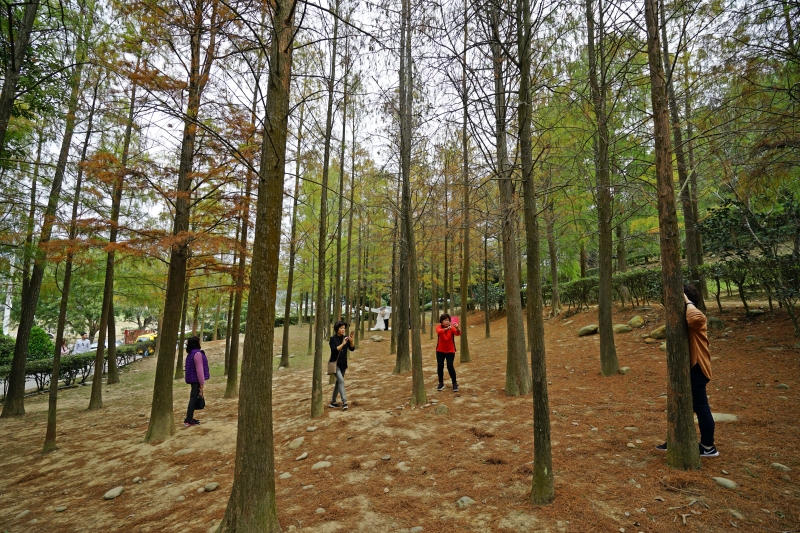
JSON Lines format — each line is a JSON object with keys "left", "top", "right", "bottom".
{"left": 512, "top": 445, "right": 520, "bottom": 453}
{"left": 712, "top": 477, "right": 737, "bottom": 490}
{"left": 578, "top": 324, "right": 599, "bottom": 337}
{"left": 781, "top": 474, "right": 791, "bottom": 482}
{"left": 104, "top": 486, "right": 124, "bottom": 500}
{"left": 776, "top": 384, "right": 789, "bottom": 390}
{"left": 175, "top": 496, "right": 186, "bottom": 502}
{"left": 288, "top": 437, "right": 305, "bottom": 449}
{"left": 613, "top": 324, "right": 633, "bottom": 333}
{"left": 623, "top": 426, "right": 638, "bottom": 432}
{"left": 370, "top": 335, "right": 383, "bottom": 342}
{"left": 635, "top": 439, "right": 642, "bottom": 444}
{"left": 729, "top": 509, "right": 744, "bottom": 520}
{"left": 384, "top": 487, "right": 390, "bottom": 493}
{"left": 55, "top": 506, "right": 67, "bottom": 512}
{"left": 307, "top": 426, "right": 317, "bottom": 432}
{"left": 747, "top": 309, "right": 765, "bottom": 316}
{"left": 132, "top": 476, "right": 142, "bottom": 484}
{"left": 619, "top": 367, "right": 631, "bottom": 375}
{"left": 311, "top": 461, "right": 331, "bottom": 470}
{"left": 410, "top": 527, "right": 424, "bottom": 533}
{"left": 659, "top": 342, "right": 666, "bottom": 352}
{"left": 174, "top": 448, "right": 195, "bottom": 456}
{"left": 382, "top": 455, "right": 392, "bottom": 461}
{"left": 198, "top": 487, "right": 206, "bottom": 493}
{"left": 296, "top": 452, "right": 308, "bottom": 461}
{"left": 205, "top": 482, "right": 219, "bottom": 492}
{"left": 138, "top": 413, "right": 145, "bottom": 417}
{"left": 279, "top": 472, "right": 292, "bottom": 479}
{"left": 287, "top": 526, "right": 297, "bottom": 532}
{"left": 644, "top": 337, "right": 658, "bottom": 344}
{"left": 435, "top": 404, "right": 449, "bottom": 415}
{"left": 711, "top": 413, "right": 738, "bottom": 422}
{"left": 627, "top": 443, "right": 636, "bottom": 448}
{"left": 707, "top": 317, "right": 725, "bottom": 330}
{"left": 628, "top": 316, "right": 645, "bottom": 328}
{"left": 456, "top": 496, "right": 475, "bottom": 509}
{"left": 315, "top": 507, "right": 326, "bottom": 514}
{"left": 771, "top": 463, "right": 791, "bottom": 472}
{"left": 649, "top": 325, "right": 666, "bottom": 339}
{"left": 15, "top": 510, "right": 30, "bottom": 519}
{"left": 302, "top": 485, "right": 314, "bottom": 490}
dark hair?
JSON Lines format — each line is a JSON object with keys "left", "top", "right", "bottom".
{"left": 683, "top": 284, "right": 701, "bottom": 307}
{"left": 186, "top": 335, "right": 201, "bottom": 353}
{"left": 439, "top": 313, "right": 451, "bottom": 324}
{"left": 333, "top": 321, "right": 348, "bottom": 334}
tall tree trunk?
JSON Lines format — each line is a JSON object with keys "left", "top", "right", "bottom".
{"left": 579, "top": 240, "right": 587, "bottom": 278}
{"left": 333, "top": 66, "right": 348, "bottom": 326}
{"left": 643, "top": 0, "right": 700, "bottom": 470}
{"left": 215, "top": 0, "right": 294, "bottom": 528}
{"left": 175, "top": 275, "right": 191, "bottom": 380}
{"left": 2, "top": 36, "right": 86, "bottom": 418}
{"left": 489, "top": 3, "right": 530, "bottom": 397}
{"left": 0, "top": 0, "right": 40, "bottom": 154}
{"left": 307, "top": 254, "right": 314, "bottom": 355}
{"left": 311, "top": 0, "right": 341, "bottom": 418}
{"left": 144, "top": 0, "right": 219, "bottom": 442}
{"left": 586, "top": 0, "right": 619, "bottom": 377}
{"left": 659, "top": 0, "right": 704, "bottom": 310}
{"left": 484, "top": 230, "right": 490, "bottom": 338}
{"left": 459, "top": 7, "right": 471, "bottom": 363}
{"left": 21, "top": 132, "right": 43, "bottom": 305}
{"left": 43, "top": 80, "right": 98, "bottom": 452}
{"left": 354, "top": 216, "right": 363, "bottom": 346}
{"left": 390, "top": 191, "right": 399, "bottom": 356}
{"left": 280, "top": 96, "right": 306, "bottom": 368}
{"left": 517, "top": 0, "right": 554, "bottom": 502}
{"left": 212, "top": 295, "right": 221, "bottom": 341}
{"left": 344, "top": 91, "right": 357, "bottom": 331}
{"left": 225, "top": 219, "right": 241, "bottom": 375}
{"left": 545, "top": 199, "right": 561, "bottom": 317}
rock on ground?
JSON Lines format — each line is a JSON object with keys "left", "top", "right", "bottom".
{"left": 457, "top": 496, "right": 475, "bottom": 509}
{"left": 649, "top": 325, "right": 666, "bottom": 339}
{"left": 578, "top": 324, "right": 599, "bottom": 337}
{"left": 613, "top": 324, "right": 632, "bottom": 333}
{"left": 288, "top": 437, "right": 305, "bottom": 449}
{"left": 712, "top": 477, "right": 737, "bottom": 490}
{"left": 103, "top": 486, "right": 124, "bottom": 500}
{"left": 627, "top": 316, "right": 645, "bottom": 328}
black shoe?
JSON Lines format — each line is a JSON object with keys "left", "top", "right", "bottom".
{"left": 437, "top": 383, "right": 444, "bottom": 391}
{"left": 183, "top": 419, "right": 200, "bottom": 427}
{"left": 328, "top": 402, "right": 340, "bottom": 408}
{"left": 191, "top": 419, "right": 201, "bottom": 424}
{"left": 453, "top": 384, "right": 459, "bottom": 392}
{"left": 655, "top": 442, "right": 667, "bottom": 451}
{"left": 342, "top": 403, "right": 348, "bottom": 411}
{"left": 699, "top": 443, "right": 719, "bottom": 457}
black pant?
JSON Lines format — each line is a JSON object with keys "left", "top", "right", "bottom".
{"left": 186, "top": 382, "right": 200, "bottom": 422}
{"left": 691, "top": 364, "right": 715, "bottom": 446}
{"left": 436, "top": 351, "right": 457, "bottom": 386}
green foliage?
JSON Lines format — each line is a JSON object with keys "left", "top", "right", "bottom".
{"left": 0, "top": 334, "right": 15, "bottom": 366}
{"left": 472, "top": 283, "right": 504, "bottom": 311}
{"left": 28, "top": 326, "right": 54, "bottom": 360}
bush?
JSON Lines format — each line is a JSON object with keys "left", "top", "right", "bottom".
{"left": 0, "top": 334, "right": 14, "bottom": 367}
{"left": 28, "top": 326, "right": 54, "bottom": 361}
{"left": 274, "top": 316, "right": 299, "bottom": 328}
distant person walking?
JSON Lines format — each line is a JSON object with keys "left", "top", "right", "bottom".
{"left": 435, "top": 313, "right": 460, "bottom": 392}
{"left": 61, "top": 339, "right": 70, "bottom": 356}
{"left": 184, "top": 336, "right": 209, "bottom": 427}
{"left": 656, "top": 284, "right": 719, "bottom": 457}
{"left": 73, "top": 333, "right": 90, "bottom": 354}
{"left": 329, "top": 321, "right": 355, "bottom": 411}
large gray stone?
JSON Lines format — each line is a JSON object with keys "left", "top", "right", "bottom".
{"left": 771, "top": 463, "right": 792, "bottom": 472}
{"left": 295, "top": 452, "right": 308, "bottom": 461}
{"left": 410, "top": 527, "right": 424, "bottom": 533}
{"left": 776, "top": 383, "right": 789, "bottom": 390}
{"left": 311, "top": 461, "right": 331, "bottom": 470}
{"left": 613, "top": 324, "right": 632, "bottom": 334}
{"left": 627, "top": 315, "right": 645, "bottom": 328}
{"left": 435, "top": 404, "right": 449, "bottom": 415}
{"left": 204, "top": 482, "right": 219, "bottom": 492}
{"left": 619, "top": 367, "right": 631, "bottom": 375}
{"left": 649, "top": 325, "right": 667, "bottom": 339}
{"left": 14, "top": 510, "right": 30, "bottom": 519}
{"left": 55, "top": 506, "right": 67, "bottom": 513}
{"left": 174, "top": 448, "right": 195, "bottom": 456}
{"left": 370, "top": 335, "right": 384, "bottom": 342}
{"left": 279, "top": 472, "right": 292, "bottom": 479}
{"left": 288, "top": 437, "right": 305, "bottom": 450}
{"left": 456, "top": 496, "right": 475, "bottom": 509}
{"left": 103, "top": 486, "right": 124, "bottom": 500}
{"left": 578, "top": 324, "right": 599, "bottom": 337}
{"left": 708, "top": 316, "right": 725, "bottom": 330}
{"left": 712, "top": 477, "right": 737, "bottom": 490}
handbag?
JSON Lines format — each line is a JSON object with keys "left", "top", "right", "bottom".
{"left": 194, "top": 392, "right": 206, "bottom": 410}
{"left": 327, "top": 360, "right": 338, "bottom": 375}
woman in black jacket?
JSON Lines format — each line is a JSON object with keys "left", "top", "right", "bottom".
{"left": 329, "top": 321, "right": 355, "bottom": 410}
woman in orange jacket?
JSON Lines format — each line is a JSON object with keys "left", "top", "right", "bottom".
{"left": 435, "top": 314, "right": 461, "bottom": 392}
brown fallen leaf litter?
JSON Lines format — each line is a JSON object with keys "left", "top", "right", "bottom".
{"left": 1, "top": 303, "right": 798, "bottom": 532}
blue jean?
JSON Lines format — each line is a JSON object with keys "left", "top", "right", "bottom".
{"left": 691, "top": 364, "right": 715, "bottom": 446}
{"left": 332, "top": 367, "right": 347, "bottom": 404}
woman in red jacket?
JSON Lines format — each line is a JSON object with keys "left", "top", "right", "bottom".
{"left": 435, "top": 314, "right": 461, "bottom": 392}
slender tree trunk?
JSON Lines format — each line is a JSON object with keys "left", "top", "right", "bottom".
{"left": 517, "top": 0, "right": 554, "bottom": 502}
{"left": 659, "top": 1, "right": 704, "bottom": 310}
{"left": 0, "top": 0, "right": 40, "bottom": 154}
{"left": 344, "top": 92, "right": 357, "bottom": 331}
{"left": 490, "top": 3, "right": 530, "bottom": 397}
{"left": 579, "top": 241, "right": 587, "bottom": 278}
{"left": 354, "top": 217, "right": 363, "bottom": 346}
{"left": 311, "top": 0, "right": 341, "bottom": 418}
{"left": 212, "top": 295, "right": 221, "bottom": 341}
{"left": 3, "top": 42, "right": 86, "bottom": 418}
{"left": 586, "top": 0, "right": 619, "bottom": 377}
{"left": 280, "top": 97, "right": 306, "bottom": 368}
{"left": 215, "top": 0, "right": 294, "bottom": 527}
{"left": 21, "top": 133, "right": 43, "bottom": 305}
{"left": 175, "top": 275, "right": 190, "bottom": 380}
{"left": 307, "top": 253, "right": 314, "bottom": 355}
{"left": 144, "top": 0, "right": 219, "bottom": 442}
{"left": 643, "top": 0, "right": 700, "bottom": 470}
{"left": 43, "top": 80, "right": 98, "bottom": 452}
{"left": 459, "top": 7, "right": 471, "bottom": 362}
{"left": 484, "top": 230, "right": 490, "bottom": 338}
{"left": 333, "top": 67, "right": 348, "bottom": 326}
{"left": 225, "top": 219, "right": 241, "bottom": 375}
{"left": 545, "top": 200, "right": 561, "bottom": 317}
{"left": 390, "top": 193, "right": 399, "bottom": 356}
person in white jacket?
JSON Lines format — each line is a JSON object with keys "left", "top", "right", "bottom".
{"left": 73, "top": 333, "right": 91, "bottom": 354}
{"left": 364, "top": 306, "right": 391, "bottom": 331}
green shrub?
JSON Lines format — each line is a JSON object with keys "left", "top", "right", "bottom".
{"left": 0, "top": 334, "right": 14, "bottom": 366}
{"left": 28, "top": 326, "right": 54, "bottom": 361}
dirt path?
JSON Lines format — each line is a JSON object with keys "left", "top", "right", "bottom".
{"left": 1, "top": 304, "right": 798, "bottom": 532}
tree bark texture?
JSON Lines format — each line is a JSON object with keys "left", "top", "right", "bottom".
{"left": 215, "top": 2, "right": 294, "bottom": 529}
{"left": 459, "top": 7, "right": 471, "bottom": 363}
{"left": 643, "top": 0, "right": 700, "bottom": 470}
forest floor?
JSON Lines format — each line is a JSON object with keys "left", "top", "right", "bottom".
{"left": 1, "top": 300, "right": 799, "bottom": 533}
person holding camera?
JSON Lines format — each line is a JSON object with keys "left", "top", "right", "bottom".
{"left": 329, "top": 321, "right": 355, "bottom": 411}
{"left": 435, "top": 313, "right": 460, "bottom": 392}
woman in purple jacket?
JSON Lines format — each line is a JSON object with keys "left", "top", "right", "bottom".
{"left": 184, "top": 336, "right": 209, "bottom": 427}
